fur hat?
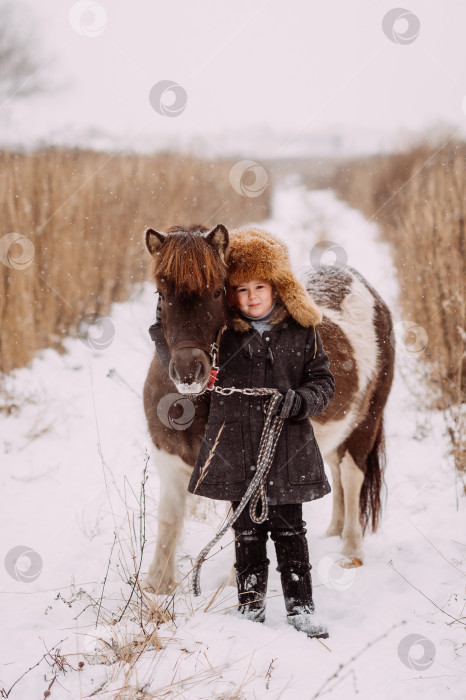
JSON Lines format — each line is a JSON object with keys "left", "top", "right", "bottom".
{"left": 226, "top": 227, "right": 323, "bottom": 330}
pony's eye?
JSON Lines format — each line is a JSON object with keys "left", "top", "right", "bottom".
{"left": 213, "top": 288, "right": 223, "bottom": 299}
{"left": 158, "top": 292, "right": 164, "bottom": 301}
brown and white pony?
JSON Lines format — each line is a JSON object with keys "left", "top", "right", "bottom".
{"left": 142, "top": 224, "right": 395, "bottom": 593}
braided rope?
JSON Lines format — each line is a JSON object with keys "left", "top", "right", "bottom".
{"left": 192, "top": 387, "right": 285, "bottom": 596}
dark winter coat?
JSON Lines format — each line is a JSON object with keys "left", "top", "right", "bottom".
{"left": 187, "top": 314, "right": 334, "bottom": 504}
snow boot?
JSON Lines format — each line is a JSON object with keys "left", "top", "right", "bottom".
{"left": 234, "top": 528, "right": 269, "bottom": 623}
{"left": 280, "top": 569, "right": 329, "bottom": 639}
{"left": 273, "top": 525, "right": 329, "bottom": 639}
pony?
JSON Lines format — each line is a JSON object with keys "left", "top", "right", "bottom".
{"left": 142, "top": 224, "right": 395, "bottom": 593}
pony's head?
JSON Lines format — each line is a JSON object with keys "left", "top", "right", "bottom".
{"left": 144, "top": 224, "right": 229, "bottom": 395}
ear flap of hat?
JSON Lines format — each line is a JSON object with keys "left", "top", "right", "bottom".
{"left": 273, "top": 272, "right": 323, "bottom": 327}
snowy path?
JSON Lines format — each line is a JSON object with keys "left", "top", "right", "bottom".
{"left": 0, "top": 186, "right": 464, "bottom": 699}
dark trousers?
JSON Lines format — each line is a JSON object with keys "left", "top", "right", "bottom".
{"left": 231, "top": 502, "right": 312, "bottom": 575}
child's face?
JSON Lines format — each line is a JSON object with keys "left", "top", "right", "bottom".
{"left": 234, "top": 279, "right": 274, "bottom": 318}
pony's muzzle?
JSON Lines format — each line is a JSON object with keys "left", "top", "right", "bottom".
{"left": 170, "top": 347, "right": 211, "bottom": 394}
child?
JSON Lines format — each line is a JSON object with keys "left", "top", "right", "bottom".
{"left": 187, "top": 228, "right": 335, "bottom": 639}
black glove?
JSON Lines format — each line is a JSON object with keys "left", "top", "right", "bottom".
{"left": 270, "top": 388, "right": 302, "bottom": 419}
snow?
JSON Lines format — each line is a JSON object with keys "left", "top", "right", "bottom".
{"left": 244, "top": 574, "right": 258, "bottom": 589}
{"left": 175, "top": 381, "right": 204, "bottom": 395}
{"left": 0, "top": 186, "right": 464, "bottom": 699}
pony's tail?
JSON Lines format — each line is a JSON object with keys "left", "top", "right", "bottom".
{"left": 359, "top": 417, "right": 387, "bottom": 534}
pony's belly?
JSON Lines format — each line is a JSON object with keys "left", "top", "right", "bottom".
{"left": 311, "top": 411, "right": 357, "bottom": 459}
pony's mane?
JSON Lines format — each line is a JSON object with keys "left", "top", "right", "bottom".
{"left": 152, "top": 225, "right": 227, "bottom": 296}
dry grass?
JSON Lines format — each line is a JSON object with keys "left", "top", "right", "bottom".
{"left": 73, "top": 457, "right": 245, "bottom": 699}
{"left": 0, "top": 148, "right": 271, "bottom": 376}
{"left": 329, "top": 140, "right": 466, "bottom": 475}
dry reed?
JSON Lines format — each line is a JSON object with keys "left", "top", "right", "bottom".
{"left": 330, "top": 140, "right": 466, "bottom": 475}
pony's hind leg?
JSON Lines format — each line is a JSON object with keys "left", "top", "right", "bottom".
{"left": 340, "top": 450, "right": 365, "bottom": 567}
{"left": 144, "top": 451, "right": 191, "bottom": 594}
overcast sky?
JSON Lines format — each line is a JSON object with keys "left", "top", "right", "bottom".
{"left": 3, "top": 0, "right": 466, "bottom": 154}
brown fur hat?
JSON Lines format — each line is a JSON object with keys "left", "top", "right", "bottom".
{"left": 226, "top": 227, "right": 323, "bottom": 330}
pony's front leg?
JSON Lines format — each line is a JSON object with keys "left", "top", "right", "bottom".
{"left": 325, "top": 451, "right": 345, "bottom": 537}
{"left": 144, "top": 452, "right": 191, "bottom": 594}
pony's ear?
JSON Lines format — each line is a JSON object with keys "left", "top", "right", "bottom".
{"left": 145, "top": 228, "right": 167, "bottom": 256}
{"left": 204, "top": 224, "right": 229, "bottom": 262}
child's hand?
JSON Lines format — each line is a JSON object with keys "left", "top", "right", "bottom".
{"left": 270, "top": 388, "right": 302, "bottom": 419}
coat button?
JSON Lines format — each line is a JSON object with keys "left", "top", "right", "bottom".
{"left": 265, "top": 336, "right": 270, "bottom": 341}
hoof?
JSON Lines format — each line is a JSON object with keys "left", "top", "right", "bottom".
{"left": 142, "top": 574, "right": 176, "bottom": 595}
{"left": 339, "top": 556, "right": 363, "bottom": 569}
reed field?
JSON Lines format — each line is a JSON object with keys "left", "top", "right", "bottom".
{"left": 329, "top": 140, "right": 466, "bottom": 474}
{"left": 0, "top": 149, "right": 271, "bottom": 377}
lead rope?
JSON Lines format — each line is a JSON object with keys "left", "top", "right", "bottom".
{"left": 192, "top": 385, "right": 285, "bottom": 596}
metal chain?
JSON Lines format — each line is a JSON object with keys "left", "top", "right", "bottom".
{"left": 192, "top": 386, "right": 284, "bottom": 596}
{"left": 209, "top": 385, "right": 277, "bottom": 397}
